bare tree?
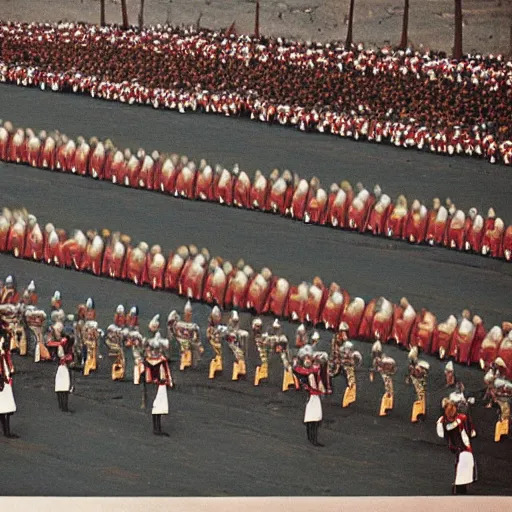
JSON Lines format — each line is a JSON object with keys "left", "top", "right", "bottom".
{"left": 399, "top": 0, "right": 409, "bottom": 49}
{"left": 509, "top": 4, "right": 512, "bottom": 57}
{"left": 346, "top": 0, "right": 355, "bottom": 48}
{"left": 100, "top": 0, "right": 106, "bottom": 26}
{"left": 138, "top": 0, "right": 145, "bottom": 29}
{"left": 121, "top": 0, "right": 129, "bottom": 29}
{"left": 453, "top": 0, "right": 463, "bottom": 60}
{"left": 255, "top": 1, "right": 260, "bottom": 38}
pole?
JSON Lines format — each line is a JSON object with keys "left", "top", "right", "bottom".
{"left": 399, "top": 0, "right": 409, "bottom": 49}
{"left": 346, "top": 0, "right": 355, "bottom": 48}
{"left": 453, "top": 0, "right": 463, "bottom": 60}
{"left": 255, "top": 1, "right": 260, "bottom": 38}
{"left": 138, "top": 0, "right": 145, "bottom": 29}
{"left": 509, "top": 14, "right": 512, "bottom": 58}
{"left": 121, "top": 0, "right": 129, "bottom": 30}
{"left": 100, "top": 0, "right": 106, "bottom": 27}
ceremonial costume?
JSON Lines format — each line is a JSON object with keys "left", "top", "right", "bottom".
{"left": 143, "top": 333, "right": 173, "bottom": 436}
{"left": 339, "top": 341, "right": 362, "bottom": 407}
{"left": 293, "top": 344, "right": 329, "bottom": 446}
{"left": 49, "top": 291, "right": 66, "bottom": 327}
{"left": 483, "top": 361, "right": 512, "bottom": 442}
{"left": 225, "top": 311, "right": 249, "bottom": 381}
{"left": 436, "top": 401, "right": 477, "bottom": 494}
{"left": 207, "top": 306, "right": 224, "bottom": 379}
{"left": 73, "top": 303, "right": 87, "bottom": 368}
{"left": 267, "top": 319, "right": 297, "bottom": 391}
{"left": 125, "top": 330, "right": 145, "bottom": 385}
{"left": 370, "top": 341, "right": 397, "bottom": 416}
{"left": 252, "top": 318, "right": 270, "bottom": 386}
{"left": 1, "top": 301, "right": 27, "bottom": 356}
{"left": 150, "top": 314, "right": 172, "bottom": 358}
{"left": 21, "top": 280, "right": 38, "bottom": 306}
{"left": 295, "top": 324, "right": 309, "bottom": 349}
{"left": 105, "top": 323, "right": 127, "bottom": 381}
{"left": 126, "top": 305, "right": 139, "bottom": 330}
{"left": 172, "top": 301, "right": 202, "bottom": 371}
{"left": 407, "top": 347, "right": 430, "bottom": 422}
{"left": 0, "top": 334, "right": 18, "bottom": 438}
{"left": 444, "top": 361, "right": 456, "bottom": 387}
{"left": 25, "top": 306, "right": 48, "bottom": 362}
{"left": 52, "top": 322, "right": 74, "bottom": 412}
{"left": 329, "top": 325, "right": 362, "bottom": 407}
{"left": 448, "top": 382, "right": 477, "bottom": 438}
{"left": 83, "top": 319, "right": 101, "bottom": 376}
{"left": 0, "top": 275, "right": 20, "bottom": 305}
{"left": 328, "top": 326, "right": 346, "bottom": 386}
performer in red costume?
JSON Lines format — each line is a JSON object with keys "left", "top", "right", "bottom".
{"left": 143, "top": 333, "right": 174, "bottom": 436}
{"left": 1, "top": 275, "right": 20, "bottom": 305}
{"left": 0, "top": 332, "right": 18, "bottom": 438}
{"left": 53, "top": 322, "right": 75, "bottom": 412}
{"left": 436, "top": 400, "right": 477, "bottom": 495}
{"left": 292, "top": 344, "right": 329, "bottom": 447}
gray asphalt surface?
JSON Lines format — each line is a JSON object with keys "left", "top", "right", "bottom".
{"left": 1, "top": 85, "right": 511, "bottom": 223}
{"left": 0, "top": 85, "right": 511, "bottom": 496}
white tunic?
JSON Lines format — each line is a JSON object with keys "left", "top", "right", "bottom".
{"left": 152, "top": 384, "right": 169, "bottom": 415}
{"left": 55, "top": 365, "right": 71, "bottom": 392}
{"left": 304, "top": 394, "right": 322, "bottom": 423}
{"left": 455, "top": 451, "right": 475, "bottom": 485}
{"left": 0, "top": 382, "right": 16, "bottom": 414}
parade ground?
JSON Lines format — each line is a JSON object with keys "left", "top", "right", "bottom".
{"left": 0, "top": 86, "right": 511, "bottom": 496}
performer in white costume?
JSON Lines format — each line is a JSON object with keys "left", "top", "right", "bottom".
{"left": 0, "top": 334, "right": 18, "bottom": 438}
{"left": 143, "top": 333, "right": 174, "bottom": 436}
{"left": 436, "top": 399, "right": 477, "bottom": 494}
{"left": 52, "top": 322, "right": 75, "bottom": 412}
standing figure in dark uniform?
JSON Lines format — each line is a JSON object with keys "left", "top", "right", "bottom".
{"left": 436, "top": 399, "right": 477, "bottom": 495}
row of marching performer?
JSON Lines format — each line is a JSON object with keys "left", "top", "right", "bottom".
{"left": 0, "top": 283, "right": 177, "bottom": 436}
{"left": 1, "top": 206, "right": 512, "bottom": 378}
{"left": 0, "top": 22, "right": 510, "bottom": 166}
{"left": 2, "top": 277, "right": 510, "bottom": 444}
{"left": 0, "top": 120, "right": 511, "bottom": 261}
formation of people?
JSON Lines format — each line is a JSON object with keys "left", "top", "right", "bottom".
{"left": 1, "top": 274, "right": 511, "bottom": 450}
{"left": 0, "top": 21, "right": 511, "bottom": 165}
{"left": 1, "top": 204, "right": 512, "bottom": 378}
{"left": 1, "top": 119, "right": 512, "bottom": 262}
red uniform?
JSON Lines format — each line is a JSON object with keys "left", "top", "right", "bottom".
{"left": 195, "top": 166, "right": 214, "bottom": 201}
{"left": 89, "top": 142, "right": 106, "bottom": 179}
{"left": 202, "top": 265, "right": 228, "bottom": 307}
{"left": 6, "top": 222, "right": 26, "bottom": 259}
{"left": 404, "top": 204, "right": 429, "bottom": 244}
{"left": 22, "top": 222, "right": 44, "bottom": 261}
{"left": 289, "top": 180, "right": 309, "bottom": 220}
{"left": 262, "top": 277, "right": 290, "bottom": 317}
{"left": 285, "top": 283, "right": 308, "bottom": 322}
{"left": 164, "top": 250, "right": 187, "bottom": 291}
{"left": 233, "top": 171, "right": 252, "bottom": 209}
{"left": 321, "top": 286, "right": 350, "bottom": 331}
{"left": 224, "top": 270, "right": 251, "bottom": 309}
{"left": 249, "top": 174, "right": 269, "bottom": 211}
{"left": 340, "top": 298, "right": 366, "bottom": 339}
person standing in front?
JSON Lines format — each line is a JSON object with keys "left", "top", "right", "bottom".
{"left": 436, "top": 399, "right": 477, "bottom": 495}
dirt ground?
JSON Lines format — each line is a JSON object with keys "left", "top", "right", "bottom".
{"left": 0, "top": 0, "right": 510, "bottom": 56}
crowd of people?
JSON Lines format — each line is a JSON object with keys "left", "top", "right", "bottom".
{"left": 1, "top": 272, "right": 511, "bottom": 494}
{"left": 1, "top": 120, "right": 512, "bottom": 262}
{"left": 1, "top": 205, "right": 512, "bottom": 379}
{"left": 0, "top": 21, "right": 511, "bottom": 165}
